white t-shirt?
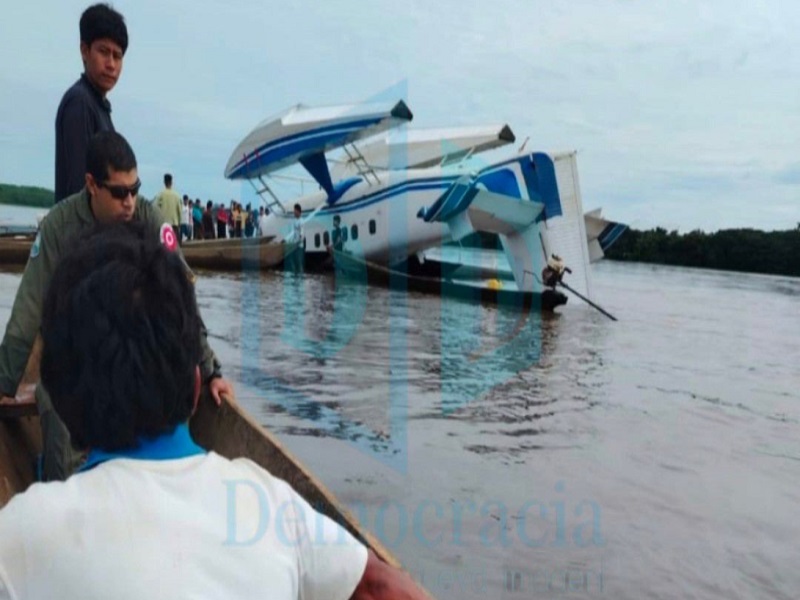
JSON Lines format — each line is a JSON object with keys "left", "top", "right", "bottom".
{"left": 0, "top": 453, "right": 367, "bottom": 600}
{"left": 180, "top": 203, "right": 191, "bottom": 225}
{"left": 290, "top": 217, "right": 304, "bottom": 243}
{"left": 259, "top": 214, "right": 271, "bottom": 238}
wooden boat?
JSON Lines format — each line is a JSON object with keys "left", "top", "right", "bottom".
{"left": 180, "top": 237, "right": 298, "bottom": 271}
{"left": 0, "top": 235, "right": 35, "bottom": 267}
{"left": 0, "top": 344, "right": 401, "bottom": 570}
{"left": 334, "top": 250, "right": 569, "bottom": 311}
{"left": 0, "top": 234, "right": 299, "bottom": 273}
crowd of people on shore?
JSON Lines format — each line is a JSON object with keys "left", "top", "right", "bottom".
{"left": 180, "top": 196, "right": 268, "bottom": 242}
{"left": 153, "top": 173, "right": 270, "bottom": 244}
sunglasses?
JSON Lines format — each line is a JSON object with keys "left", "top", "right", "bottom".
{"left": 99, "top": 178, "right": 141, "bottom": 200}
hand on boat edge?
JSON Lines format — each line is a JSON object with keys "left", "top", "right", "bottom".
{"left": 209, "top": 377, "right": 235, "bottom": 407}
{"left": 0, "top": 383, "right": 36, "bottom": 405}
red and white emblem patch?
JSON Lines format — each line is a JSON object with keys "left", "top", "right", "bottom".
{"left": 160, "top": 223, "right": 178, "bottom": 252}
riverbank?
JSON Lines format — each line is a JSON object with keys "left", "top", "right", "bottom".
{"left": 0, "top": 183, "right": 53, "bottom": 209}
{"left": 605, "top": 226, "right": 800, "bottom": 277}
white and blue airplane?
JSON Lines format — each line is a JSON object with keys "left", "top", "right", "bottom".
{"left": 224, "top": 100, "right": 626, "bottom": 301}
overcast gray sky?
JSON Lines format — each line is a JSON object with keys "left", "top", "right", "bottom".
{"left": 1, "top": 0, "right": 797, "bottom": 231}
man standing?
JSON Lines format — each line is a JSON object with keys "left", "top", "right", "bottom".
{"left": 192, "top": 199, "right": 204, "bottom": 240}
{"left": 55, "top": 3, "right": 128, "bottom": 202}
{"left": 216, "top": 202, "right": 228, "bottom": 239}
{"left": 180, "top": 195, "right": 192, "bottom": 243}
{"left": 285, "top": 203, "right": 305, "bottom": 273}
{"left": 0, "top": 131, "right": 233, "bottom": 481}
{"left": 153, "top": 173, "right": 182, "bottom": 241}
{"left": 202, "top": 201, "right": 216, "bottom": 239}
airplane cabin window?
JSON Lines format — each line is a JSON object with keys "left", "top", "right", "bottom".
{"left": 314, "top": 233, "right": 320, "bottom": 248}
{"left": 351, "top": 224, "right": 359, "bottom": 241}
{"left": 342, "top": 227, "right": 348, "bottom": 242}
{"left": 323, "top": 231, "right": 330, "bottom": 246}
{"left": 369, "top": 219, "right": 376, "bottom": 235}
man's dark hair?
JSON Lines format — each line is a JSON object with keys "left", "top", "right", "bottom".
{"left": 164, "top": 173, "right": 173, "bottom": 187}
{"left": 40, "top": 222, "right": 202, "bottom": 451}
{"left": 80, "top": 3, "right": 128, "bottom": 54}
{"left": 86, "top": 131, "right": 137, "bottom": 183}
{"left": 294, "top": 203, "right": 302, "bottom": 213}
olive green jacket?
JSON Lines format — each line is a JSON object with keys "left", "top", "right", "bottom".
{"left": 0, "top": 188, "right": 222, "bottom": 396}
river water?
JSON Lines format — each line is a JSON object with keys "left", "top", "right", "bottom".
{"left": 1, "top": 225, "right": 798, "bottom": 598}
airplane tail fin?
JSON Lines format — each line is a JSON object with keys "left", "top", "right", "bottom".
{"left": 418, "top": 151, "right": 597, "bottom": 298}
{"left": 418, "top": 178, "right": 545, "bottom": 292}
{"left": 584, "top": 208, "right": 628, "bottom": 262}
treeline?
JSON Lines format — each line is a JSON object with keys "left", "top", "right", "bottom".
{"left": 605, "top": 227, "right": 800, "bottom": 277}
{"left": 0, "top": 183, "right": 54, "bottom": 208}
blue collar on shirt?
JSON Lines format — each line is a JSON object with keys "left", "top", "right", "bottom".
{"left": 78, "top": 424, "right": 206, "bottom": 473}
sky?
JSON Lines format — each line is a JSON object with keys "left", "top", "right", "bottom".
{"left": 0, "top": 0, "right": 798, "bottom": 232}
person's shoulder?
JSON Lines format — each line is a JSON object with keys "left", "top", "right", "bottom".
{"left": 134, "top": 196, "right": 161, "bottom": 224}
{"left": 40, "top": 190, "right": 84, "bottom": 233}
{"left": 215, "top": 453, "right": 299, "bottom": 499}
{"left": 57, "top": 77, "right": 92, "bottom": 112}
{"left": 0, "top": 478, "right": 81, "bottom": 538}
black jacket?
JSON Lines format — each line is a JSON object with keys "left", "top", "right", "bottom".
{"left": 54, "top": 74, "right": 115, "bottom": 202}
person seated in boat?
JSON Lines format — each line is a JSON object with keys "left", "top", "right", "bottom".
{"left": 0, "top": 131, "right": 234, "bottom": 482}
{"left": 541, "top": 254, "right": 572, "bottom": 288}
{"left": 0, "top": 224, "right": 427, "bottom": 600}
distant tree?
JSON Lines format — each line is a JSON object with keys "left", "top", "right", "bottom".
{"left": 0, "top": 183, "right": 54, "bottom": 208}
{"left": 606, "top": 227, "right": 800, "bottom": 277}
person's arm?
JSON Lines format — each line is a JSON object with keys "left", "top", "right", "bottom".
{"left": 141, "top": 200, "right": 231, "bottom": 402}
{"left": 58, "top": 97, "right": 94, "bottom": 200}
{"left": 0, "top": 224, "right": 60, "bottom": 398}
{"left": 173, "top": 199, "right": 182, "bottom": 228}
{"left": 350, "top": 551, "right": 429, "bottom": 600}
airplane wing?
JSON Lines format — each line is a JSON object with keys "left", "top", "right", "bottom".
{"left": 330, "top": 124, "right": 515, "bottom": 180}
{"left": 224, "top": 100, "right": 413, "bottom": 196}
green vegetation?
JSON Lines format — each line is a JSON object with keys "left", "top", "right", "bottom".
{"left": 605, "top": 227, "right": 800, "bottom": 277}
{"left": 0, "top": 183, "right": 54, "bottom": 208}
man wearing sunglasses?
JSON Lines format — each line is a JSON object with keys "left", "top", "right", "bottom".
{"left": 0, "top": 131, "right": 234, "bottom": 482}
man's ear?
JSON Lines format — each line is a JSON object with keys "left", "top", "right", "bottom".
{"left": 80, "top": 41, "right": 89, "bottom": 66}
{"left": 191, "top": 366, "right": 201, "bottom": 415}
{"left": 85, "top": 173, "right": 97, "bottom": 196}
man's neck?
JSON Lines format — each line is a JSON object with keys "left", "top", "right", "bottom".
{"left": 82, "top": 71, "right": 107, "bottom": 99}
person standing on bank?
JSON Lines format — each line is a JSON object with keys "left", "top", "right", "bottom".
{"left": 180, "top": 195, "right": 192, "bottom": 243}
{"left": 0, "top": 131, "right": 234, "bottom": 482}
{"left": 55, "top": 3, "right": 128, "bottom": 202}
{"left": 153, "top": 173, "right": 182, "bottom": 241}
